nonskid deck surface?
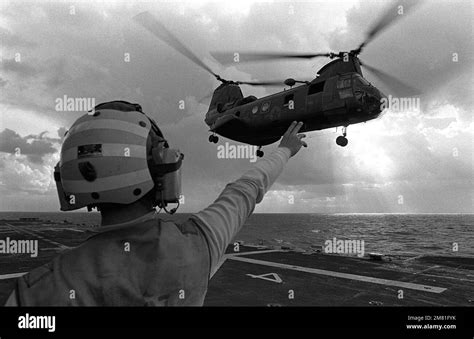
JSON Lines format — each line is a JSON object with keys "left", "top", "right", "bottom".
{"left": 205, "top": 245, "right": 473, "bottom": 306}
{"left": 0, "top": 219, "right": 472, "bottom": 306}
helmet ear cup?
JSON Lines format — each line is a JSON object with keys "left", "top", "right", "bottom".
{"left": 78, "top": 161, "right": 97, "bottom": 182}
{"left": 147, "top": 126, "right": 169, "bottom": 166}
{"left": 151, "top": 145, "right": 164, "bottom": 165}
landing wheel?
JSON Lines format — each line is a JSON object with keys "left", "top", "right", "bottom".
{"left": 336, "top": 136, "right": 348, "bottom": 147}
{"left": 256, "top": 148, "right": 264, "bottom": 157}
{"left": 208, "top": 135, "right": 218, "bottom": 143}
{"left": 336, "top": 126, "right": 348, "bottom": 147}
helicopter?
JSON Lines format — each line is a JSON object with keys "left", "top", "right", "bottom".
{"left": 133, "top": 2, "right": 421, "bottom": 157}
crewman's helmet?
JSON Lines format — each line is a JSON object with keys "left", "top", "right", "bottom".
{"left": 54, "top": 101, "right": 183, "bottom": 211}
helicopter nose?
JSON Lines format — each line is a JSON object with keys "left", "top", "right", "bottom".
{"left": 365, "top": 92, "right": 383, "bottom": 117}
{"left": 362, "top": 86, "right": 384, "bottom": 116}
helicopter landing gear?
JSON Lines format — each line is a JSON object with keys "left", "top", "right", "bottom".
{"left": 336, "top": 127, "right": 348, "bottom": 147}
{"left": 336, "top": 136, "right": 348, "bottom": 147}
{"left": 208, "top": 134, "right": 219, "bottom": 143}
{"left": 256, "top": 146, "right": 264, "bottom": 158}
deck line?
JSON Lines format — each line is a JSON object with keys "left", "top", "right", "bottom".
{"left": 4, "top": 223, "right": 70, "bottom": 250}
{"left": 0, "top": 224, "right": 21, "bottom": 234}
{"left": 211, "top": 250, "right": 285, "bottom": 279}
{"left": 231, "top": 249, "right": 285, "bottom": 257}
{"left": 0, "top": 272, "right": 27, "bottom": 280}
{"left": 229, "top": 256, "right": 447, "bottom": 293}
{"left": 414, "top": 265, "right": 441, "bottom": 275}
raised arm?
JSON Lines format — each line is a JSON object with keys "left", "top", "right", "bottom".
{"left": 190, "top": 121, "right": 307, "bottom": 277}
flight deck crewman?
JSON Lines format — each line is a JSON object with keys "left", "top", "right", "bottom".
{"left": 4, "top": 100, "right": 307, "bottom": 306}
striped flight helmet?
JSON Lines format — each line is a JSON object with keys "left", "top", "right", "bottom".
{"left": 54, "top": 101, "right": 166, "bottom": 211}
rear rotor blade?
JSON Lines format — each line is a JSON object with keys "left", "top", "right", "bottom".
{"left": 356, "top": 0, "right": 422, "bottom": 53}
{"left": 361, "top": 62, "right": 421, "bottom": 97}
{"left": 134, "top": 12, "right": 218, "bottom": 77}
{"left": 211, "top": 51, "right": 331, "bottom": 65}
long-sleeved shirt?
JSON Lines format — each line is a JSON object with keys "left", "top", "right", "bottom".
{"left": 190, "top": 147, "right": 291, "bottom": 277}
{"left": 4, "top": 147, "right": 291, "bottom": 306}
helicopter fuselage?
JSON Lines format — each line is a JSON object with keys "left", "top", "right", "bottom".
{"left": 205, "top": 71, "right": 385, "bottom": 146}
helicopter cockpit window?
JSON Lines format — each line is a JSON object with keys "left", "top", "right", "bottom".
{"left": 336, "top": 78, "right": 351, "bottom": 89}
{"left": 338, "top": 88, "right": 353, "bottom": 99}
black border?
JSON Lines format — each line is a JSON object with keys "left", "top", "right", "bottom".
{"left": 0, "top": 306, "right": 472, "bottom": 337}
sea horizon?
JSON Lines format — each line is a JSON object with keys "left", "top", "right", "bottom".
{"left": 0, "top": 211, "right": 472, "bottom": 257}
{"left": 0, "top": 211, "right": 472, "bottom": 215}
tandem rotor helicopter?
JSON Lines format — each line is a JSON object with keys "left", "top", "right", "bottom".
{"left": 134, "top": 2, "right": 421, "bottom": 157}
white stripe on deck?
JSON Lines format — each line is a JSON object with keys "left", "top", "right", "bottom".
{"left": 231, "top": 249, "right": 285, "bottom": 257}
{"left": 0, "top": 272, "right": 27, "bottom": 280}
{"left": 229, "top": 256, "right": 447, "bottom": 294}
{"left": 210, "top": 250, "right": 284, "bottom": 279}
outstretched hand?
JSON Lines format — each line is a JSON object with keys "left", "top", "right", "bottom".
{"left": 278, "top": 121, "right": 307, "bottom": 157}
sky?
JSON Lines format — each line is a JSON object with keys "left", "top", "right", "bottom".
{"left": 0, "top": 0, "right": 472, "bottom": 213}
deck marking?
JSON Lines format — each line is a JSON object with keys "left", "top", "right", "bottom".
{"left": 0, "top": 272, "right": 27, "bottom": 280}
{"left": 232, "top": 249, "right": 284, "bottom": 257}
{"left": 230, "top": 256, "right": 447, "bottom": 293}
{"left": 0, "top": 224, "right": 21, "bottom": 234}
{"left": 246, "top": 272, "right": 282, "bottom": 283}
{"left": 419, "top": 272, "right": 474, "bottom": 282}
{"left": 4, "top": 223, "right": 70, "bottom": 250}
{"left": 210, "top": 250, "right": 284, "bottom": 279}
{"left": 402, "top": 249, "right": 453, "bottom": 262}
{"left": 414, "top": 265, "right": 441, "bottom": 275}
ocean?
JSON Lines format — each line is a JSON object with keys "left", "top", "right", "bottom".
{"left": 0, "top": 212, "right": 472, "bottom": 257}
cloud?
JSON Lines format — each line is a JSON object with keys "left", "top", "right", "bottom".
{"left": 57, "top": 127, "right": 67, "bottom": 139}
{"left": 0, "top": 26, "right": 37, "bottom": 48}
{"left": 0, "top": 58, "right": 38, "bottom": 77}
{"left": 0, "top": 128, "right": 58, "bottom": 164}
{"left": 0, "top": 149, "right": 60, "bottom": 212}
{"left": 0, "top": 1, "right": 471, "bottom": 213}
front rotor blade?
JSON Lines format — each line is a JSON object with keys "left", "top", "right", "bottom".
{"left": 134, "top": 12, "right": 217, "bottom": 77}
{"left": 237, "top": 80, "right": 286, "bottom": 86}
{"left": 211, "top": 51, "right": 331, "bottom": 65}
{"left": 361, "top": 62, "right": 421, "bottom": 97}
{"left": 356, "top": 0, "right": 422, "bottom": 53}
